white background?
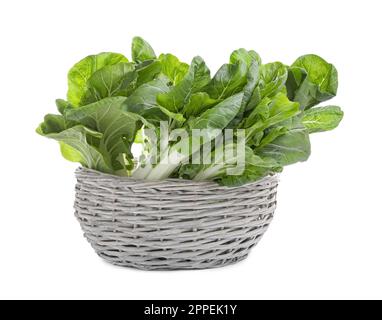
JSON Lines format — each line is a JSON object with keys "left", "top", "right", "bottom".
{"left": 0, "top": 0, "right": 381, "bottom": 300}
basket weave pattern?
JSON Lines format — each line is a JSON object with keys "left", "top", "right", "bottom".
{"left": 74, "top": 167, "right": 279, "bottom": 270}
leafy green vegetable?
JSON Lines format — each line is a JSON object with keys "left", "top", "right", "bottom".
{"left": 220, "top": 154, "right": 282, "bottom": 187}
{"left": 56, "top": 99, "right": 73, "bottom": 115}
{"left": 257, "top": 119, "right": 311, "bottom": 166}
{"left": 258, "top": 62, "right": 288, "bottom": 98}
{"left": 228, "top": 61, "right": 261, "bottom": 128}
{"left": 80, "top": 63, "right": 137, "bottom": 105}
{"left": 159, "top": 53, "right": 189, "bottom": 85}
{"left": 157, "top": 56, "right": 210, "bottom": 112}
{"left": 37, "top": 36, "right": 344, "bottom": 186}
{"left": 135, "top": 60, "right": 162, "bottom": 87}
{"left": 59, "top": 142, "right": 85, "bottom": 163}
{"left": 230, "top": 48, "right": 261, "bottom": 68}
{"left": 37, "top": 117, "right": 111, "bottom": 173}
{"left": 205, "top": 61, "right": 247, "bottom": 99}
{"left": 241, "top": 62, "right": 260, "bottom": 108}
{"left": 183, "top": 92, "right": 219, "bottom": 118}
{"left": 65, "top": 97, "right": 142, "bottom": 170}
{"left": 302, "top": 106, "right": 344, "bottom": 133}
{"left": 122, "top": 77, "right": 170, "bottom": 124}
{"left": 143, "top": 93, "right": 244, "bottom": 181}
{"left": 189, "top": 93, "right": 244, "bottom": 131}
{"left": 67, "top": 52, "right": 128, "bottom": 107}
{"left": 245, "top": 93, "right": 301, "bottom": 141}
{"left": 287, "top": 54, "right": 338, "bottom": 109}
{"left": 131, "top": 36, "right": 156, "bottom": 63}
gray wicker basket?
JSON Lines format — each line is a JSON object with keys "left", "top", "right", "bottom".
{"left": 74, "top": 167, "right": 279, "bottom": 270}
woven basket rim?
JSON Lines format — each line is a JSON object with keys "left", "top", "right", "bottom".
{"left": 77, "top": 166, "right": 279, "bottom": 189}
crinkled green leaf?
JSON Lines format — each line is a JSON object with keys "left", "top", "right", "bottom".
{"left": 229, "top": 48, "right": 261, "bottom": 110}
{"left": 37, "top": 114, "right": 66, "bottom": 133}
{"left": 286, "top": 66, "right": 307, "bottom": 101}
{"left": 245, "top": 93, "right": 300, "bottom": 147}
{"left": 228, "top": 61, "right": 260, "bottom": 128}
{"left": 122, "top": 77, "right": 170, "bottom": 123}
{"left": 159, "top": 53, "right": 189, "bottom": 85}
{"left": 65, "top": 97, "right": 142, "bottom": 171}
{"left": 288, "top": 54, "right": 338, "bottom": 109}
{"left": 245, "top": 86, "right": 261, "bottom": 113}
{"left": 189, "top": 93, "right": 244, "bottom": 131}
{"left": 242, "top": 62, "right": 260, "bottom": 107}
{"left": 302, "top": 105, "right": 344, "bottom": 133}
{"left": 122, "top": 76, "right": 184, "bottom": 126}
{"left": 245, "top": 93, "right": 299, "bottom": 129}
{"left": 55, "top": 99, "right": 74, "bottom": 115}
{"left": 258, "top": 62, "right": 288, "bottom": 98}
{"left": 248, "top": 131, "right": 264, "bottom": 147}
{"left": 230, "top": 48, "right": 261, "bottom": 68}
{"left": 157, "top": 56, "right": 211, "bottom": 112}
{"left": 80, "top": 62, "right": 136, "bottom": 105}
{"left": 266, "top": 93, "right": 300, "bottom": 126}
{"left": 244, "top": 97, "right": 272, "bottom": 128}
{"left": 135, "top": 59, "right": 162, "bottom": 87}
{"left": 293, "top": 55, "right": 338, "bottom": 94}
{"left": 258, "top": 126, "right": 288, "bottom": 148}
{"left": 37, "top": 118, "right": 110, "bottom": 172}
{"left": 59, "top": 142, "right": 84, "bottom": 163}
{"left": 131, "top": 37, "right": 156, "bottom": 63}
{"left": 205, "top": 61, "right": 247, "bottom": 99}
{"left": 67, "top": 52, "right": 128, "bottom": 106}
{"left": 183, "top": 92, "right": 219, "bottom": 118}
{"left": 257, "top": 119, "right": 311, "bottom": 166}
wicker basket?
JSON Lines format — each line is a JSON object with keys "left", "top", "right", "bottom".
{"left": 74, "top": 167, "right": 279, "bottom": 270}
